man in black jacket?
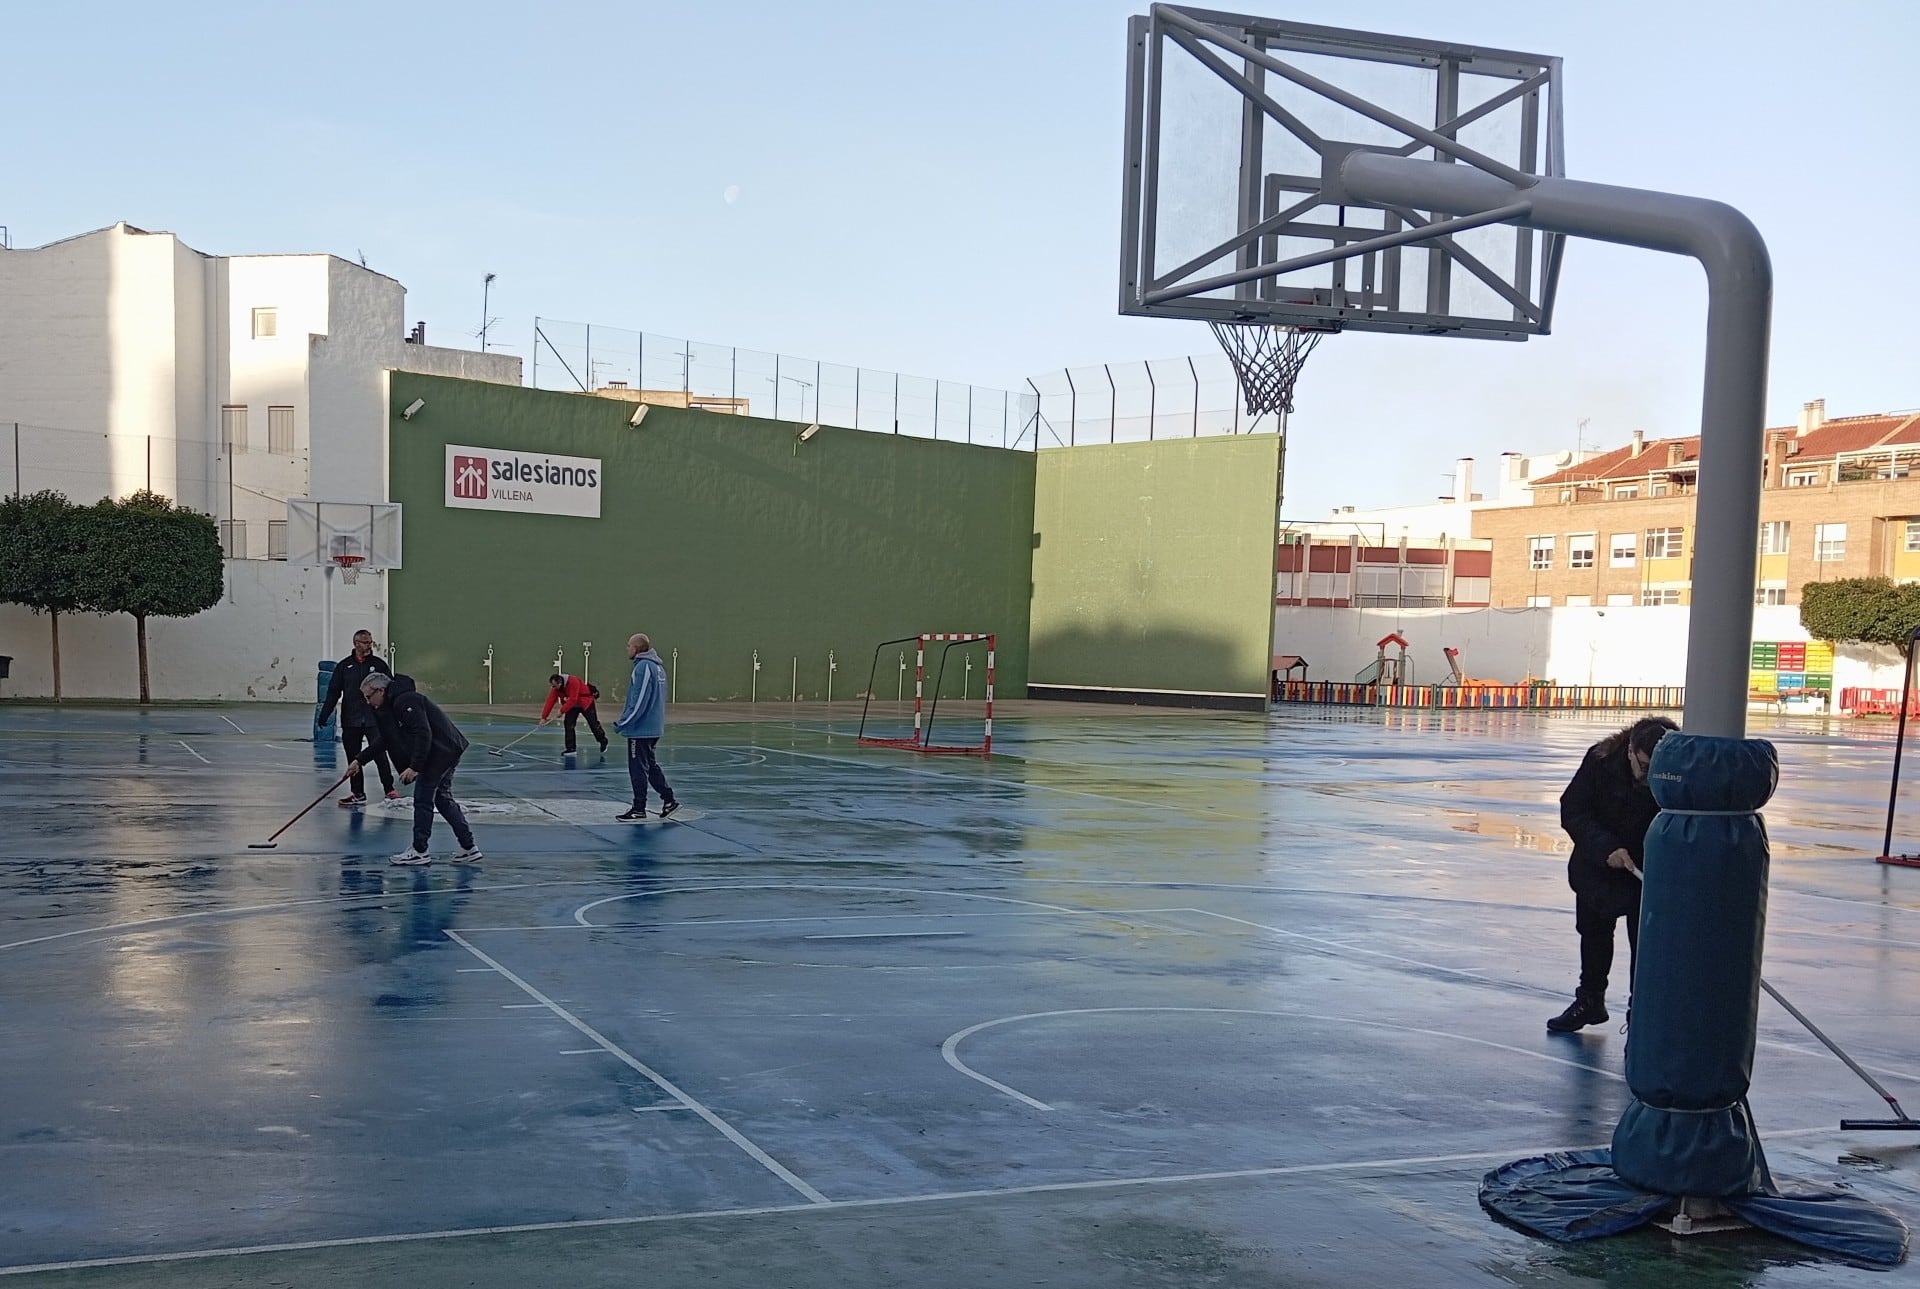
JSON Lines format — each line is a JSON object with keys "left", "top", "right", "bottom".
{"left": 1548, "top": 715, "right": 1677, "bottom": 1032}
{"left": 348, "top": 673, "right": 483, "bottom": 867}
{"left": 317, "top": 630, "right": 398, "bottom": 807}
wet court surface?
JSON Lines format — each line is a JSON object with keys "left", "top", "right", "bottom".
{"left": 2, "top": 701, "right": 1918, "bottom": 1286}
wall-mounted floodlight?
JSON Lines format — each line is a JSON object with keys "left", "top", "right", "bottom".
{"left": 797, "top": 423, "right": 821, "bottom": 442}
{"left": 630, "top": 404, "right": 650, "bottom": 428}
{"left": 401, "top": 398, "right": 426, "bottom": 420}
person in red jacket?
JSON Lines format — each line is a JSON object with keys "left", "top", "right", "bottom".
{"left": 540, "top": 672, "right": 608, "bottom": 754}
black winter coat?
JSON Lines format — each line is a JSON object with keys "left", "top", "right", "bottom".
{"left": 319, "top": 652, "right": 393, "bottom": 730}
{"left": 1559, "top": 738, "right": 1659, "bottom": 901}
{"left": 361, "top": 675, "right": 470, "bottom": 774}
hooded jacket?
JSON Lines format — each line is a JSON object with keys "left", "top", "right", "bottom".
{"left": 318, "top": 651, "right": 392, "bottom": 730}
{"left": 362, "top": 675, "right": 470, "bottom": 774}
{"left": 613, "top": 649, "right": 668, "bottom": 740}
{"left": 539, "top": 673, "right": 598, "bottom": 720}
{"left": 1559, "top": 731, "right": 1659, "bottom": 901}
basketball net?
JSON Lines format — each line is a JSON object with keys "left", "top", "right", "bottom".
{"left": 1208, "top": 321, "right": 1331, "bottom": 420}
{"left": 333, "top": 556, "right": 363, "bottom": 585}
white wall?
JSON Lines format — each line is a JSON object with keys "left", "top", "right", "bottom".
{"left": 1274, "top": 603, "right": 1913, "bottom": 695}
{"left": 0, "top": 561, "right": 388, "bottom": 701}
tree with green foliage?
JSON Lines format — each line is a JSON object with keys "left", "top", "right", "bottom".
{"left": 0, "top": 490, "right": 86, "bottom": 699}
{"left": 72, "top": 490, "right": 224, "bottom": 703}
{"left": 1798, "top": 576, "right": 1920, "bottom": 659}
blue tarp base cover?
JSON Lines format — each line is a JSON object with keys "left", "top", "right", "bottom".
{"left": 1480, "top": 1150, "right": 1910, "bottom": 1266}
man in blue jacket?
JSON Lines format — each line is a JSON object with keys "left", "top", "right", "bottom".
{"left": 612, "top": 632, "right": 679, "bottom": 822}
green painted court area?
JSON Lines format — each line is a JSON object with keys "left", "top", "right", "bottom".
{"left": 2, "top": 701, "right": 1916, "bottom": 1286}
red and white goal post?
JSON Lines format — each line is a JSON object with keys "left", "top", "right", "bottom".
{"left": 856, "top": 633, "right": 995, "bottom": 757}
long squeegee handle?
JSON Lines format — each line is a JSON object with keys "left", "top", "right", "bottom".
{"left": 262, "top": 770, "right": 356, "bottom": 845}
{"left": 492, "top": 724, "right": 545, "bottom": 755}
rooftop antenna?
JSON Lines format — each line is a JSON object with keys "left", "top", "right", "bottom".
{"left": 1576, "top": 416, "right": 1595, "bottom": 457}
{"left": 480, "top": 272, "right": 498, "bottom": 352}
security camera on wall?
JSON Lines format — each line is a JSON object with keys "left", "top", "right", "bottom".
{"left": 401, "top": 398, "right": 425, "bottom": 421}
{"left": 630, "top": 404, "right": 649, "bottom": 428}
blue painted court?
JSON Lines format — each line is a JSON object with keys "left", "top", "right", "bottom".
{"left": 2, "top": 702, "right": 1916, "bottom": 1285}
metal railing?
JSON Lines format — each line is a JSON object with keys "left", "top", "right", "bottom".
{"left": 532, "top": 318, "right": 1037, "bottom": 448}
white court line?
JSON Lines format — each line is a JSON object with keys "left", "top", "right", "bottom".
{"left": 942, "top": 1006, "right": 1633, "bottom": 1112}
{"left": 176, "top": 740, "right": 210, "bottom": 765}
{"left": 632, "top": 1104, "right": 695, "bottom": 1113}
{"left": 574, "top": 883, "right": 1089, "bottom": 927}
{"left": 502, "top": 1003, "right": 552, "bottom": 1009}
{"left": 444, "top": 930, "right": 828, "bottom": 1205}
{"left": 559, "top": 1049, "right": 601, "bottom": 1055}
{"left": 219, "top": 716, "right": 245, "bottom": 733}
{"left": 804, "top": 932, "right": 968, "bottom": 941}
{"left": 457, "top": 968, "right": 495, "bottom": 973}
{"left": 28, "top": 1133, "right": 1872, "bottom": 1280}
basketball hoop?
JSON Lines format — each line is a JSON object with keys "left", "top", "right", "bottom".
{"left": 1209, "top": 321, "right": 1333, "bottom": 419}
{"left": 332, "top": 554, "right": 364, "bottom": 585}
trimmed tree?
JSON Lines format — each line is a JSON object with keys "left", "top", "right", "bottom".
{"left": 1798, "top": 576, "right": 1920, "bottom": 659}
{"left": 0, "top": 490, "right": 86, "bottom": 699}
{"left": 72, "top": 490, "right": 224, "bottom": 703}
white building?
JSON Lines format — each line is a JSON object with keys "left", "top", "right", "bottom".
{"left": 0, "top": 223, "right": 519, "bottom": 700}
{"left": 1313, "top": 448, "right": 1602, "bottom": 545}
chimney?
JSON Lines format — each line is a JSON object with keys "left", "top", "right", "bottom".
{"left": 1667, "top": 442, "right": 1684, "bottom": 466}
{"left": 1454, "top": 457, "right": 1474, "bottom": 503}
{"left": 1630, "top": 429, "right": 1645, "bottom": 457}
{"left": 1799, "top": 399, "right": 1826, "bottom": 435}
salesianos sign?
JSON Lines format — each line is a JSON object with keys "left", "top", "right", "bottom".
{"left": 444, "top": 444, "right": 601, "bottom": 518}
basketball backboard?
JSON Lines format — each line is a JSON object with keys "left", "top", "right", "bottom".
{"left": 286, "top": 499, "right": 402, "bottom": 571}
{"left": 1120, "top": 6, "right": 1565, "bottom": 340}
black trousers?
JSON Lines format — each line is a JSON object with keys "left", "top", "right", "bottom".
{"left": 1575, "top": 885, "right": 1641, "bottom": 999}
{"left": 343, "top": 727, "right": 394, "bottom": 796}
{"left": 627, "top": 737, "right": 676, "bottom": 808}
{"left": 410, "top": 756, "right": 475, "bottom": 852}
{"left": 563, "top": 704, "right": 607, "bottom": 751}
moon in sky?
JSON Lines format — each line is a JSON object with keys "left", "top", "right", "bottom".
{"left": 723, "top": 185, "right": 741, "bottom": 205}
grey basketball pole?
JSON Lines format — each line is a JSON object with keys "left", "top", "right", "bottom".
{"left": 1335, "top": 153, "right": 1771, "bottom": 736}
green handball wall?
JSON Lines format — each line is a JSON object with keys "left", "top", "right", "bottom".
{"left": 388, "top": 374, "right": 1035, "bottom": 705}
{"left": 1029, "top": 436, "right": 1280, "bottom": 703}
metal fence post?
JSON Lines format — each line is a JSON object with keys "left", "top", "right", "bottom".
{"left": 1105, "top": 363, "right": 1117, "bottom": 443}
{"left": 1188, "top": 356, "right": 1200, "bottom": 436}
{"left": 1146, "top": 364, "right": 1157, "bottom": 441}
{"left": 1065, "top": 368, "right": 1077, "bottom": 447}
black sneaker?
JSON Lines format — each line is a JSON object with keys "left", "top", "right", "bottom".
{"left": 659, "top": 801, "right": 680, "bottom": 819}
{"left": 616, "top": 807, "right": 647, "bottom": 822}
{"left": 1546, "top": 993, "right": 1610, "bottom": 1033}
{"left": 598, "top": 739, "right": 609, "bottom": 752}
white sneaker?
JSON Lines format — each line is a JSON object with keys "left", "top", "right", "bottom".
{"left": 390, "top": 848, "right": 432, "bottom": 866}
{"left": 451, "top": 846, "right": 484, "bottom": 865}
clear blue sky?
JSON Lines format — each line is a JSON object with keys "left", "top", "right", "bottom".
{"left": 5, "top": 1, "right": 1915, "bottom": 518}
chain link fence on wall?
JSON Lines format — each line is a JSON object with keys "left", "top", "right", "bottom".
{"left": 532, "top": 318, "right": 1039, "bottom": 449}
{"left": 1022, "top": 354, "right": 1275, "bottom": 447}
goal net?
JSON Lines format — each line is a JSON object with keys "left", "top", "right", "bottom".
{"left": 857, "top": 633, "right": 995, "bottom": 757}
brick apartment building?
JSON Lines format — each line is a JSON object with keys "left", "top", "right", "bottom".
{"left": 1469, "top": 401, "right": 1920, "bottom": 606}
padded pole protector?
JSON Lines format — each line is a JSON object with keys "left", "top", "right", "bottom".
{"left": 1612, "top": 733, "right": 1778, "bottom": 1196}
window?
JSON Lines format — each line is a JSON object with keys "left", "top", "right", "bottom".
{"left": 1565, "top": 595, "right": 1592, "bottom": 607}
{"left": 1356, "top": 566, "right": 1401, "bottom": 603}
{"left": 1905, "top": 520, "right": 1920, "bottom": 554}
{"left": 1758, "top": 521, "right": 1790, "bottom": 555}
{"left": 1451, "top": 576, "right": 1490, "bottom": 604}
{"left": 1276, "top": 571, "right": 1300, "bottom": 600}
{"left": 1528, "top": 535, "right": 1554, "bottom": 570}
{"left": 1610, "top": 534, "right": 1637, "bottom": 568}
{"left": 220, "top": 519, "right": 247, "bottom": 558}
{"left": 1606, "top": 593, "right": 1635, "bottom": 607}
{"left": 1568, "top": 533, "right": 1596, "bottom": 570}
{"left": 1650, "top": 480, "right": 1670, "bottom": 497}
{"left": 252, "top": 307, "right": 277, "bottom": 339}
{"left": 268, "top": 519, "right": 288, "bottom": 561}
{"left": 1526, "top": 595, "right": 1551, "bottom": 608}
{"left": 1644, "top": 527, "right": 1684, "bottom": 559}
{"left": 221, "top": 405, "right": 248, "bottom": 455}
{"left": 268, "top": 406, "right": 295, "bottom": 454}
{"left": 1613, "top": 483, "right": 1639, "bottom": 500}
{"left": 1787, "top": 468, "right": 1820, "bottom": 487}
{"left": 1641, "top": 588, "right": 1683, "bottom": 606}
{"left": 1754, "top": 584, "right": 1787, "bottom": 606}
{"left": 1403, "top": 567, "right": 1444, "bottom": 605}
{"left": 1305, "top": 571, "right": 1350, "bottom": 601}
{"left": 1815, "top": 523, "right": 1847, "bottom": 562}
{"left": 1558, "top": 488, "right": 1573, "bottom": 503}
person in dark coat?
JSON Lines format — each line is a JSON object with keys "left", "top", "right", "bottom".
{"left": 1548, "top": 715, "right": 1678, "bottom": 1032}
{"left": 348, "top": 673, "right": 482, "bottom": 867}
{"left": 316, "top": 629, "right": 396, "bottom": 806}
